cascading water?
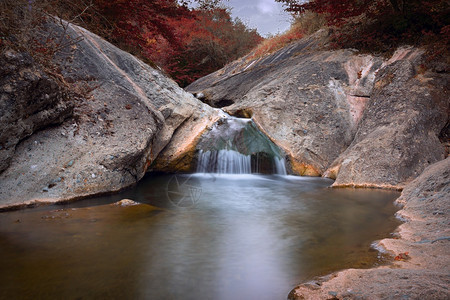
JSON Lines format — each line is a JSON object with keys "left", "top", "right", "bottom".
{"left": 197, "top": 150, "right": 252, "bottom": 174}
{"left": 196, "top": 114, "right": 287, "bottom": 175}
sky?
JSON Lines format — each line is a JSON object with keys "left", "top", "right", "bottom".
{"left": 226, "top": 0, "right": 292, "bottom": 36}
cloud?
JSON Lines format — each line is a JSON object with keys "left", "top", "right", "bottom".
{"left": 257, "top": 0, "right": 277, "bottom": 14}
{"left": 227, "top": 0, "right": 291, "bottom": 36}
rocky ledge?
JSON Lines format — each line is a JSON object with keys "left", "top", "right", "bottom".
{"left": 289, "top": 157, "right": 450, "bottom": 299}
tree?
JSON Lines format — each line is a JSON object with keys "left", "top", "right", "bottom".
{"left": 164, "top": 7, "right": 263, "bottom": 86}
{"left": 1, "top": 0, "right": 262, "bottom": 86}
{"left": 275, "top": 0, "right": 449, "bottom": 53}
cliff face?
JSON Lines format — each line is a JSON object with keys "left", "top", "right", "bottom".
{"left": 0, "top": 20, "right": 218, "bottom": 209}
{"left": 186, "top": 32, "right": 449, "bottom": 188}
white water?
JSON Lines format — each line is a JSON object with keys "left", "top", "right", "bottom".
{"left": 196, "top": 115, "right": 287, "bottom": 175}
{"left": 274, "top": 157, "right": 287, "bottom": 175}
{"left": 197, "top": 149, "right": 287, "bottom": 175}
{"left": 197, "top": 149, "right": 252, "bottom": 174}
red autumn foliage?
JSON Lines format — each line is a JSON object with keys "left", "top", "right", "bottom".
{"left": 0, "top": 0, "right": 262, "bottom": 87}
{"left": 65, "top": 0, "right": 262, "bottom": 86}
{"left": 394, "top": 252, "right": 410, "bottom": 261}
{"left": 166, "top": 8, "right": 263, "bottom": 86}
{"left": 275, "top": 0, "right": 449, "bottom": 54}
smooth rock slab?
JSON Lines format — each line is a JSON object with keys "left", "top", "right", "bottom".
{"left": 186, "top": 31, "right": 385, "bottom": 175}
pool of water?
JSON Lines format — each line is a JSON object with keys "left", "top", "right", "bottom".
{"left": 0, "top": 174, "right": 400, "bottom": 299}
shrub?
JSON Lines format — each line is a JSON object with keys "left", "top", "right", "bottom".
{"left": 276, "top": 0, "right": 449, "bottom": 58}
{"left": 292, "top": 10, "right": 327, "bottom": 36}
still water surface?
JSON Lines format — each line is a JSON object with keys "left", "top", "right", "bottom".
{"left": 0, "top": 174, "right": 400, "bottom": 299}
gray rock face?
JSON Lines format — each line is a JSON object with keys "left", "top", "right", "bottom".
{"left": 0, "top": 20, "right": 215, "bottom": 209}
{"left": 187, "top": 36, "right": 449, "bottom": 187}
{"left": 327, "top": 51, "right": 448, "bottom": 188}
{"left": 187, "top": 32, "right": 384, "bottom": 175}
{"left": 0, "top": 50, "right": 73, "bottom": 173}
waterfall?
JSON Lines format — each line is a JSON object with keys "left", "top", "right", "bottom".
{"left": 274, "top": 157, "right": 287, "bottom": 175}
{"left": 197, "top": 150, "right": 251, "bottom": 174}
{"left": 196, "top": 115, "right": 287, "bottom": 175}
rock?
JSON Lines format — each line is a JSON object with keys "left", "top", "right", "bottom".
{"left": 0, "top": 49, "right": 74, "bottom": 173}
{"left": 151, "top": 109, "right": 222, "bottom": 173}
{"left": 327, "top": 49, "right": 448, "bottom": 189}
{"left": 113, "top": 199, "right": 139, "bottom": 207}
{"left": 0, "top": 19, "right": 215, "bottom": 209}
{"left": 187, "top": 37, "right": 448, "bottom": 185}
{"left": 328, "top": 291, "right": 338, "bottom": 297}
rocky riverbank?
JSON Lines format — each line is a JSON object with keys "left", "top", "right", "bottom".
{"left": 184, "top": 31, "right": 449, "bottom": 298}
{"left": 289, "top": 157, "right": 450, "bottom": 299}
{"left": 0, "top": 19, "right": 448, "bottom": 299}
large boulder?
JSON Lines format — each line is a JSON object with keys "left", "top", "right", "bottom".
{"left": 0, "top": 20, "right": 216, "bottom": 210}
{"left": 326, "top": 50, "right": 448, "bottom": 189}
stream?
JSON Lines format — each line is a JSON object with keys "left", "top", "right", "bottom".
{"left": 0, "top": 174, "right": 399, "bottom": 299}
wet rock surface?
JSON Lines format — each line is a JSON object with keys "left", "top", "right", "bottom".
{"left": 289, "top": 158, "right": 450, "bottom": 299}
{"left": 0, "top": 20, "right": 215, "bottom": 209}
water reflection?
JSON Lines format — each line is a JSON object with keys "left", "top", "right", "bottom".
{"left": 0, "top": 174, "right": 400, "bottom": 299}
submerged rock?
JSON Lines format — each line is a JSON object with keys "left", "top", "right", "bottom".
{"left": 113, "top": 199, "right": 140, "bottom": 207}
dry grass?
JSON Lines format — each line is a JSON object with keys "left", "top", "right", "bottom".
{"left": 292, "top": 11, "right": 327, "bottom": 36}
{"left": 248, "top": 11, "right": 327, "bottom": 60}
{"left": 248, "top": 29, "right": 303, "bottom": 60}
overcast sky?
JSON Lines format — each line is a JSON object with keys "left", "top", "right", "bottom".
{"left": 226, "top": 0, "right": 292, "bottom": 36}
